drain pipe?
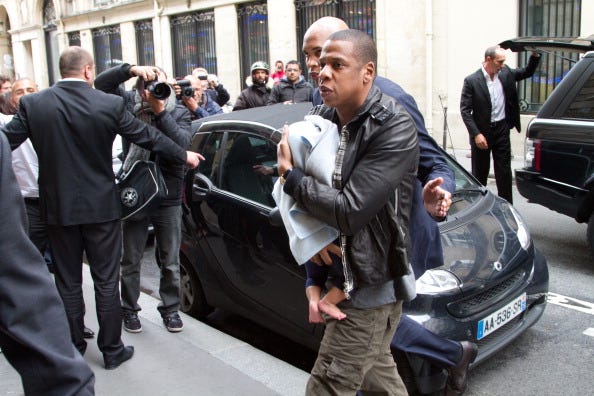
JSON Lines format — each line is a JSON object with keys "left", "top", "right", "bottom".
{"left": 425, "top": 0, "right": 434, "bottom": 135}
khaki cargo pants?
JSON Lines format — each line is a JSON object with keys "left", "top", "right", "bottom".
{"left": 305, "top": 301, "right": 407, "bottom": 396}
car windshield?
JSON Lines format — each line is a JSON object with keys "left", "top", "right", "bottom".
{"left": 443, "top": 153, "right": 486, "bottom": 218}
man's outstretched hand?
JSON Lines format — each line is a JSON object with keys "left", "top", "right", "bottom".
{"left": 423, "top": 177, "right": 452, "bottom": 219}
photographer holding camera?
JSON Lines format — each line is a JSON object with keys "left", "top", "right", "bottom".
{"left": 94, "top": 64, "right": 193, "bottom": 334}
{"left": 176, "top": 75, "right": 223, "bottom": 120}
{"left": 192, "top": 67, "right": 230, "bottom": 107}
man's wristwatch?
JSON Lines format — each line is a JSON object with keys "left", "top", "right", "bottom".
{"left": 279, "top": 168, "right": 293, "bottom": 185}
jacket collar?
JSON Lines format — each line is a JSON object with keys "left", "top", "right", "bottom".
{"left": 348, "top": 84, "right": 383, "bottom": 126}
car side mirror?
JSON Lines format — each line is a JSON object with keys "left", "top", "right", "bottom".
{"left": 192, "top": 173, "right": 213, "bottom": 202}
{"left": 268, "top": 207, "right": 283, "bottom": 227}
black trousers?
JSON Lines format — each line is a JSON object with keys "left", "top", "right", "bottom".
{"left": 48, "top": 220, "right": 125, "bottom": 359}
{"left": 470, "top": 121, "right": 513, "bottom": 204}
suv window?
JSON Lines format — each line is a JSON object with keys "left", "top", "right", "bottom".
{"left": 562, "top": 68, "right": 594, "bottom": 120}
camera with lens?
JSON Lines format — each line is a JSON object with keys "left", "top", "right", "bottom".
{"left": 175, "top": 79, "right": 195, "bottom": 99}
{"left": 141, "top": 80, "right": 171, "bottom": 100}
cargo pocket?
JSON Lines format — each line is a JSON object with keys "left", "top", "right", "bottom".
{"left": 326, "top": 358, "right": 365, "bottom": 390}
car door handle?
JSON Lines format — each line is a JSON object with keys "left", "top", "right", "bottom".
{"left": 192, "top": 173, "right": 213, "bottom": 202}
{"left": 268, "top": 207, "right": 283, "bottom": 227}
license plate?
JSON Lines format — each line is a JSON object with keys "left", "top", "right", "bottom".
{"left": 477, "top": 293, "right": 526, "bottom": 340}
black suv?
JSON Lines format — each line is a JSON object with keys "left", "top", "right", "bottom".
{"left": 507, "top": 37, "right": 594, "bottom": 256}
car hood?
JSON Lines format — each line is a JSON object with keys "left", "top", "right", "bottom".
{"left": 440, "top": 194, "right": 532, "bottom": 293}
{"left": 500, "top": 35, "right": 594, "bottom": 53}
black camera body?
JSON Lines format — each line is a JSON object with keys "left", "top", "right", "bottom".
{"left": 176, "top": 79, "right": 194, "bottom": 99}
{"left": 142, "top": 80, "right": 171, "bottom": 100}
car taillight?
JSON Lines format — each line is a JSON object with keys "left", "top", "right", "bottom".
{"left": 524, "top": 138, "right": 541, "bottom": 171}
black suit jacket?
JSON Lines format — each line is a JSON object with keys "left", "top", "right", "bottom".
{"left": 0, "top": 132, "right": 95, "bottom": 394}
{"left": 460, "top": 54, "right": 540, "bottom": 138}
{"left": 2, "top": 80, "right": 187, "bottom": 226}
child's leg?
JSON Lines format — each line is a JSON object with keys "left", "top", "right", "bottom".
{"left": 318, "top": 286, "right": 347, "bottom": 320}
{"left": 306, "top": 285, "right": 324, "bottom": 323}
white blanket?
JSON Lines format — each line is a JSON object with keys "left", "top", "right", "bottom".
{"left": 272, "top": 115, "right": 339, "bottom": 264}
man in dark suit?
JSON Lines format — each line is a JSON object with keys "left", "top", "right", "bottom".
{"left": 2, "top": 46, "right": 203, "bottom": 369}
{"left": 461, "top": 45, "right": 541, "bottom": 204}
{"left": 0, "top": 131, "right": 95, "bottom": 395}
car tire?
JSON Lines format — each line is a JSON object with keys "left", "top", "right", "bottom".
{"left": 587, "top": 213, "right": 594, "bottom": 259}
{"left": 179, "top": 258, "right": 213, "bottom": 319}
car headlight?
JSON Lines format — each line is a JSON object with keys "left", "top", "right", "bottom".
{"left": 508, "top": 205, "right": 531, "bottom": 250}
{"left": 416, "top": 269, "right": 460, "bottom": 294}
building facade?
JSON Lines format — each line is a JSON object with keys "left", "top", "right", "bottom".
{"left": 0, "top": 0, "right": 592, "bottom": 152}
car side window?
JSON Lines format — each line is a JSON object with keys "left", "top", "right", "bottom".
{"left": 220, "top": 132, "right": 277, "bottom": 207}
{"left": 198, "top": 132, "right": 226, "bottom": 187}
{"left": 562, "top": 69, "right": 594, "bottom": 120}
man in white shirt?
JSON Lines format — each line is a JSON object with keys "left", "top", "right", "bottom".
{"left": 460, "top": 46, "right": 541, "bottom": 204}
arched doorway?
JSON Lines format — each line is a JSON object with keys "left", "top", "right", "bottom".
{"left": 0, "top": 5, "right": 14, "bottom": 80}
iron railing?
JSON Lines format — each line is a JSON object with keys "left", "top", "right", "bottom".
{"left": 518, "top": 0, "right": 582, "bottom": 112}
{"left": 237, "top": 2, "right": 269, "bottom": 87}
{"left": 170, "top": 10, "right": 216, "bottom": 79}
{"left": 135, "top": 20, "right": 155, "bottom": 67}
{"left": 92, "top": 25, "right": 123, "bottom": 75}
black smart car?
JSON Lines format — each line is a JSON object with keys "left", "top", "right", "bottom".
{"left": 179, "top": 102, "right": 549, "bottom": 394}
{"left": 504, "top": 37, "right": 594, "bottom": 257}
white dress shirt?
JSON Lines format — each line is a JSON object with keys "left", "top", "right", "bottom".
{"left": 2, "top": 113, "right": 40, "bottom": 198}
{"left": 482, "top": 66, "right": 505, "bottom": 123}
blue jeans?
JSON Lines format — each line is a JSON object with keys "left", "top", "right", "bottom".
{"left": 121, "top": 205, "right": 182, "bottom": 317}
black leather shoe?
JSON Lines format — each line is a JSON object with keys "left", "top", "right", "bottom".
{"left": 445, "top": 341, "right": 478, "bottom": 395}
{"left": 104, "top": 346, "right": 134, "bottom": 370}
{"left": 83, "top": 326, "right": 95, "bottom": 339}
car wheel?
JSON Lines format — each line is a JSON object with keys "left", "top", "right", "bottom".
{"left": 179, "top": 258, "right": 213, "bottom": 319}
{"left": 587, "top": 213, "right": 594, "bottom": 259}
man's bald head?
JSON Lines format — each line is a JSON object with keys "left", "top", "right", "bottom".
{"left": 302, "top": 17, "right": 349, "bottom": 83}
{"left": 59, "top": 46, "right": 94, "bottom": 79}
{"left": 303, "top": 17, "right": 348, "bottom": 43}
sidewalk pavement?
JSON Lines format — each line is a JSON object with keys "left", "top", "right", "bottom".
{"left": 0, "top": 265, "right": 309, "bottom": 396}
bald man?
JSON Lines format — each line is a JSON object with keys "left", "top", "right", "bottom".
{"left": 2, "top": 46, "right": 203, "bottom": 369}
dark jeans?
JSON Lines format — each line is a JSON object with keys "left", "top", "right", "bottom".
{"left": 121, "top": 205, "right": 182, "bottom": 317}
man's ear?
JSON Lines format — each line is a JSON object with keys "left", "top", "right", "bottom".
{"left": 362, "top": 61, "right": 375, "bottom": 85}
{"left": 83, "top": 65, "right": 93, "bottom": 81}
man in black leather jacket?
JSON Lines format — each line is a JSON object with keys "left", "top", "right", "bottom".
{"left": 278, "top": 29, "right": 418, "bottom": 395}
